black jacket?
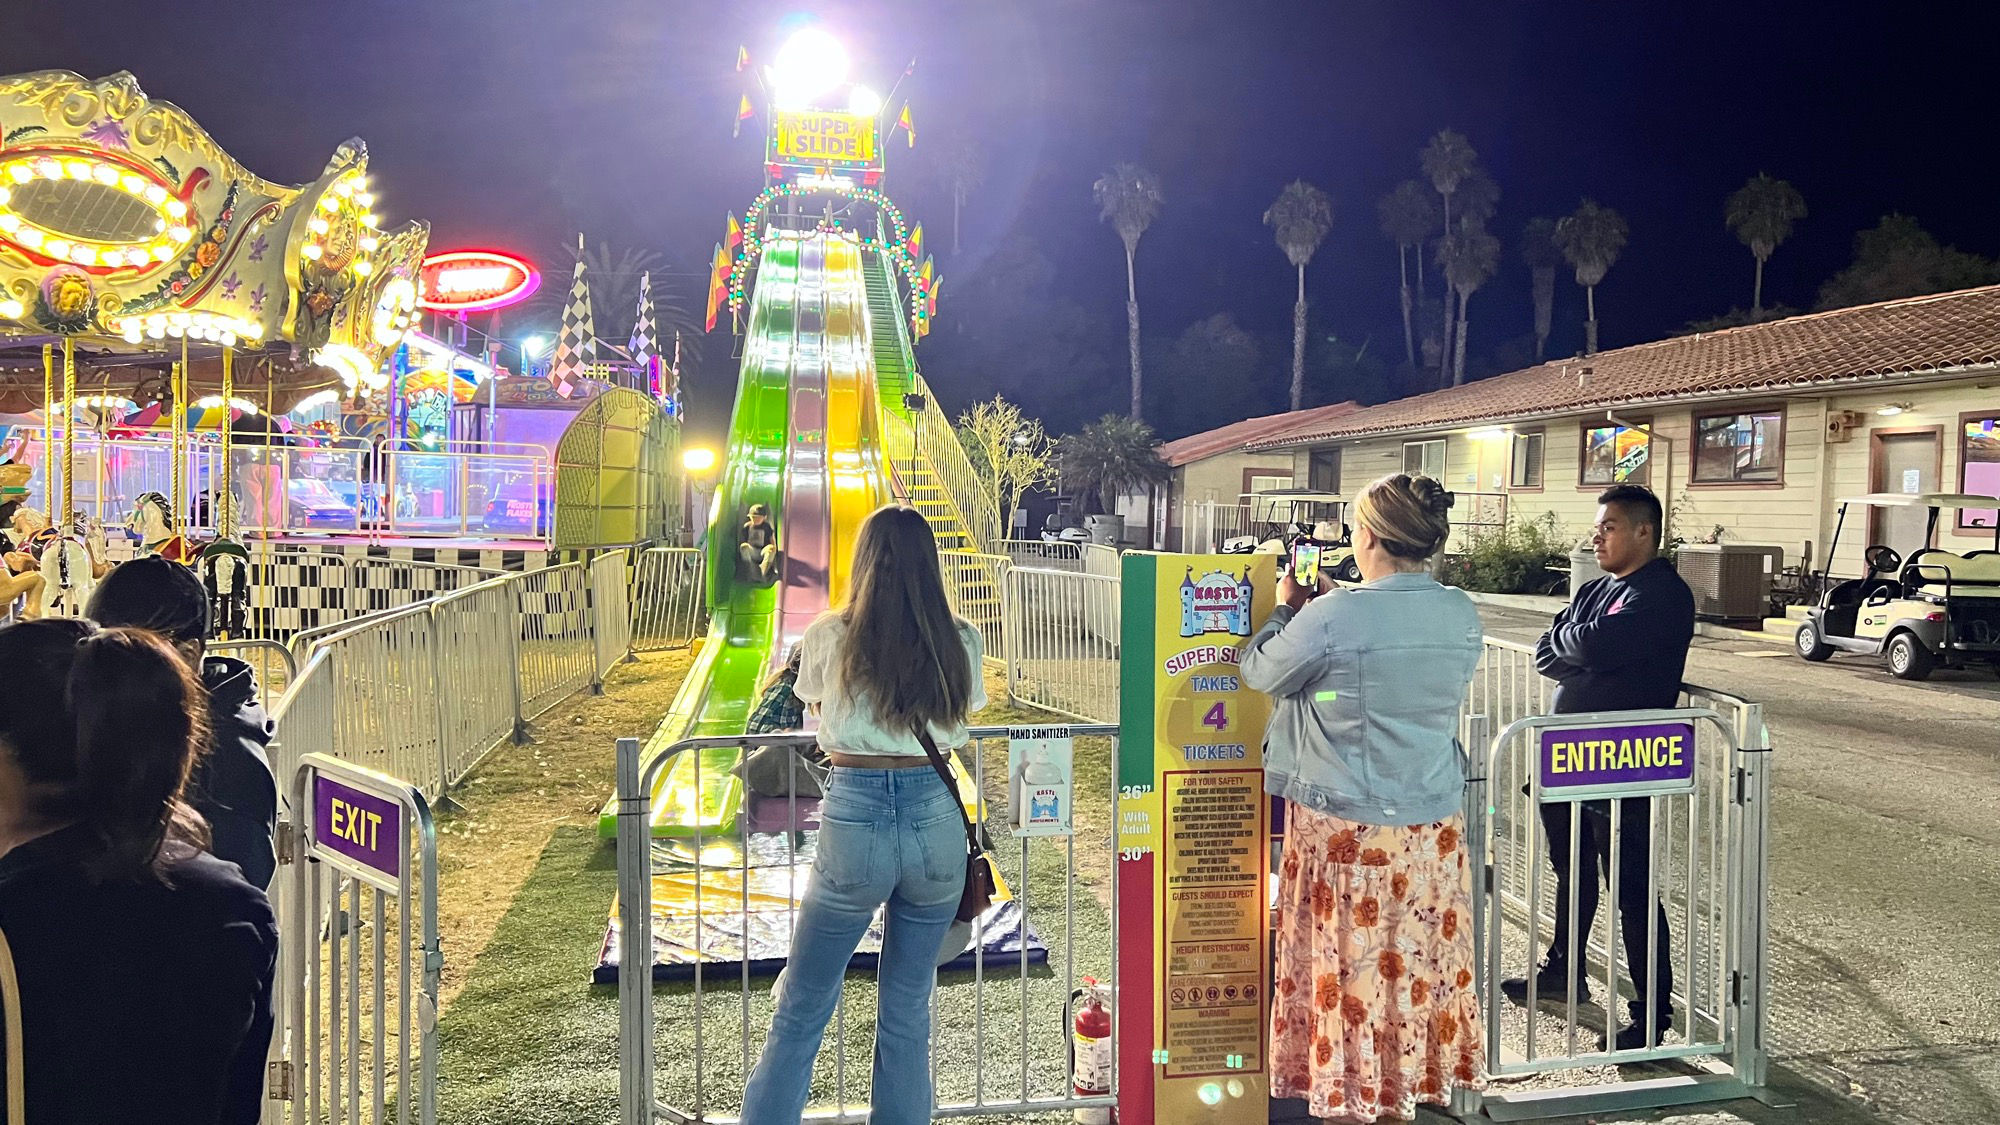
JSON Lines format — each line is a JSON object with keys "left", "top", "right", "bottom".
{"left": 193, "top": 656, "right": 279, "bottom": 890}
{"left": 1536, "top": 558, "right": 1695, "bottom": 714}
{"left": 0, "top": 827, "right": 278, "bottom": 1124}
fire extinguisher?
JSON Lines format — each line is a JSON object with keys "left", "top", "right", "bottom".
{"left": 1069, "top": 977, "right": 1113, "bottom": 1124}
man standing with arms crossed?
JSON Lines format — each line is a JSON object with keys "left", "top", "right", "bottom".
{"left": 1502, "top": 483, "right": 1694, "bottom": 1051}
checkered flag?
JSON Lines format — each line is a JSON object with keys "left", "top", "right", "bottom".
{"left": 551, "top": 234, "right": 594, "bottom": 398}
{"left": 629, "top": 270, "right": 659, "bottom": 394}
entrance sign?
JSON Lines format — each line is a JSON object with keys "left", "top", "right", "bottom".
{"left": 311, "top": 772, "right": 405, "bottom": 890}
{"left": 773, "top": 110, "right": 877, "bottom": 166}
{"left": 1538, "top": 718, "right": 1697, "bottom": 801}
{"left": 1118, "top": 553, "right": 1276, "bottom": 1122}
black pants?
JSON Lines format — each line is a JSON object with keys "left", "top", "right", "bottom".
{"left": 1539, "top": 797, "right": 1674, "bottom": 1023}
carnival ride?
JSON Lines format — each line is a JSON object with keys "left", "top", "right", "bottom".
{"left": 593, "top": 28, "right": 1026, "bottom": 981}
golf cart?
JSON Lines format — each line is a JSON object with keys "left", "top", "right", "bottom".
{"left": 1794, "top": 493, "right": 2000, "bottom": 680}
{"left": 1221, "top": 488, "right": 1359, "bottom": 581}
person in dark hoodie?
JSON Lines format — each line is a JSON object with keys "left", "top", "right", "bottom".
{"left": 86, "top": 556, "right": 278, "bottom": 890}
{"left": 1502, "top": 483, "right": 1694, "bottom": 1051}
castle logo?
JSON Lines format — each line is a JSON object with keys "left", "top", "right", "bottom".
{"left": 1179, "top": 566, "right": 1255, "bottom": 638}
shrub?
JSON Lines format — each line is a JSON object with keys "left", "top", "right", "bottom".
{"left": 1440, "top": 513, "right": 1571, "bottom": 595}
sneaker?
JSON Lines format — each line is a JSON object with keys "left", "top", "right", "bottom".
{"left": 1605, "top": 1011, "right": 1673, "bottom": 1052}
{"left": 1499, "top": 959, "right": 1593, "bottom": 1009}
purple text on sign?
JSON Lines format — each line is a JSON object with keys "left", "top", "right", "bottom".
{"left": 1539, "top": 721, "right": 1696, "bottom": 797}
{"left": 313, "top": 775, "right": 403, "bottom": 881}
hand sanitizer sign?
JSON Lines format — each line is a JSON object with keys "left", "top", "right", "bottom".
{"left": 1009, "top": 727, "right": 1074, "bottom": 837}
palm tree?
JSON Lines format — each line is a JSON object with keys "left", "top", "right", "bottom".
{"left": 1520, "top": 218, "right": 1560, "bottom": 361}
{"left": 1058, "top": 414, "right": 1170, "bottom": 515}
{"left": 1264, "top": 181, "right": 1334, "bottom": 412}
{"left": 1554, "top": 200, "right": 1629, "bottom": 355}
{"left": 1725, "top": 173, "right": 1807, "bottom": 320}
{"left": 1420, "top": 130, "right": 1480, "bottom": 379}
{"left": 1437, "top": 226, "right": 1501, "bottom": 386}
{"left": 1378, "top": 180, "right": 1440, "bottom": 368}
{"left": 1093, "top": 164, "right": 1164, "bottom": 420}
{"left": 938, "top": 140, "right": 985, "bottom": 257}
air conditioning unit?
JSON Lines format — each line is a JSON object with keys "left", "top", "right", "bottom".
{"left": 1825, "top": 410, "right": 1865, "bottom": 443}
{"left": 1678, "top": 544, "right": 1784, "bottom": 622}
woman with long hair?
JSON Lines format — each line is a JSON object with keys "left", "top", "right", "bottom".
{"left": 0, "top": 620, "right": 278, "bottom": 1124}
{"left": 1242, "top": 474, "right": 1486, "bottom": 1122}
{"left": 742, "top": 505, "right": 985, "bottom": 1124}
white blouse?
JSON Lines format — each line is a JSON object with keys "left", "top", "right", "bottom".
{"left": 793, "top": 613, "right": 987, "bottom": 756}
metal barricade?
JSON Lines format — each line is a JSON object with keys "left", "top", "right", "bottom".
{"left": 269, "top": 754, "right": 440, "bottom": 1125}
{"left": 381, "top": 445, "right": 553, "bottom": 540}
{"left": 428, "top": 577, "right": 525, "bottom": 789}
{"left": 514, "top": 562, "right": 597, "bottom": 716}
{"left": 1459, "top": 679, "right": 1771, "bottom": 1117}
{"left": 310, "top": 605, "right": 446, "bottom": 798}
{"left": 939, "top": 549, "right": 1009, "bottom": 663}
{"left": 1177, "top": 499, "right": 1249, "bottom": 553}
{"left": 630, "top": 546, "right": 706, "bottom": 652}
{"left": 590, "top": 548, "right": 634, "bottom": 679}
{"left": 1003, "top": 566, "right": 1120, "bottom": 724}
{"left": 210, "top": 638, "right": 299, "bottom": 711}
{"left": 998, "top": 539, "right": 1082, "bottom": 571}
{"left": 1078, "top": 543, "right": 1121, "bottom": 579}
{"left": 615, "top": 724, "right": 1121, "bottom": 1125}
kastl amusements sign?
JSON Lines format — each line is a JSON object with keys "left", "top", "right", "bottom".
{"left": 1538, "top": 719, "right": 1697, "bottom": 801}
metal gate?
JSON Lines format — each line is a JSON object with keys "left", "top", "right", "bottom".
{"left": 615, "top": 725, "right": 1122, "bottom": 1124}
{"left": 269, "top": 754, "right": 441, "bottom": 1125}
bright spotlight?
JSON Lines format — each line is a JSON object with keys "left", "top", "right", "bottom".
{"left": 847, "top": 84, "right": 883, "bottom": 116}
{"left": 771, "top": 28, "right": 849, "bottom": 109}
{"left": 520, "top": 335, "right": 549, "bottom": 360}
{"left": 682, "top": 447, "right": 718, "bottom": 473}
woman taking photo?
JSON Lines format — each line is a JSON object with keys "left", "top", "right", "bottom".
{"left": 743, "top": 504, "right": 985, "bottom": 1125}
{"left": 0, "top": 620, "right": 278, "bottom": 1124}
{"left": 1241, "top": 473, "right": 1485, "bottom": 1122}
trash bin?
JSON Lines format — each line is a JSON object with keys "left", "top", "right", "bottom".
{"left": 1569, "top": 542, "right": 1607, "bottom": 596}
{"left": 1085, "top": 514, "right": 1123, "bottom": 545}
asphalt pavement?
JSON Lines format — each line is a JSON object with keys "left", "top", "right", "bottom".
{"left": 1453, "top": 605, "right": 2000, "bottom": 1125}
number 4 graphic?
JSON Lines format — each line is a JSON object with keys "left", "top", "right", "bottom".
{"left": 1202, "top": 702, "right": 1228, "bottom": 731}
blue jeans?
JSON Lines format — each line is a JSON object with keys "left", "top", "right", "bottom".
{"left": 742, "top": 766, "right": 966, "bottom": 1124}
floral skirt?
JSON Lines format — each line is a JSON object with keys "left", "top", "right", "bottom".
{"left": 1270, "top": 806, "right": 1485, "bottom": 1122}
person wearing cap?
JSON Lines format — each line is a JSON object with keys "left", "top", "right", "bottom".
{"left": 85, "top": 556, "right": 279, "bottom": 891}
{"left": 739, "top": 502, "right": 780, "bottom": 582}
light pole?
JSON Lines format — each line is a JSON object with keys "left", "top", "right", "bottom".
{"left": 682, "top": 446, "right": 719, "bottom": 547}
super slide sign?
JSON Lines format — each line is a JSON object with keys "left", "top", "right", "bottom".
{"left": 1538, "top": 718, "right": 1697, "bottom": 801}
{"left": 773, "top": 110, "right": 877, "bottom": 165}
{"left": 418, "top": 250, "right": 540, "bottom": 312}
{"left": 311, "top": 773, "right": 405, "bottom": 890}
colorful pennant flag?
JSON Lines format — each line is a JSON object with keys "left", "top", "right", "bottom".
{"left": 897, "top": 103, "right": 915, "bottom": 148}
{"left": 703, "top": 243, "right": 728, "bottom": 333}
{"left": 551, "top": 235, "right": 594, "bottom": 398}
{"left": 736, "top": 45, "right": 750, "bottom": 72}
{"left": 734, "top": 94, "right": 755, "bottom": 138}
{"left": 907, "top": 223, "right": 924, "bottom": 263}
{"left": 927, "top": 274, "right": 942, "bottom": 321}
{"left": 726, "top": 212, "right": 743, "bottom": 252}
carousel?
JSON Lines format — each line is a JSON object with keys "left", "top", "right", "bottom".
{"left": 0, "top": 69, "right": 429, "bottom": 631}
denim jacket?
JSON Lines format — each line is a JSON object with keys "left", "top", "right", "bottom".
{"left": 1240, "top": 571, "right": 1483, "bottom": 825}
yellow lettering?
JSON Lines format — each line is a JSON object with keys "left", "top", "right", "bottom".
{"left": 1667, "top": 735, "right": 1685, "bottom": 767}
{"left": 363, "top": 811, "right": 382, "bottom": 851}
{"left": 1549, "top": 742, "right": 1566, "bottom": 773}
{"left": 329, "top": 800, "right": 348, "bottom": 841}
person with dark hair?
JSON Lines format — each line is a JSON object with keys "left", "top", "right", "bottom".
{"left": 1504, "top": 483, "right": 1694, "bottom": 1051}
{"left": 0, "top": 620, "right": 278, "bottom": 1124}
{"left": 1244, "top": 473, "right": 1487, "bottom": 1119}
{"left": 87, "top": 556, "right": 278, "bottom": 890}
{"left": 742, "top": 505, "right": 984, "bottom": 1125}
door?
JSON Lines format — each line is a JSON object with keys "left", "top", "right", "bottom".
{"left": 1870, "top": 430, "right": 1940, "bottom": 562}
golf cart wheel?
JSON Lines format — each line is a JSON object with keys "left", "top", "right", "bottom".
{"left": 1795, "top": 621, "right": 1833, "bottom": 662}
{"left": 1335, "top": 557, "right": 1361, "bottom": 583}
{"left": 1885, "top": 633, "right": 1935, "bottom": 681}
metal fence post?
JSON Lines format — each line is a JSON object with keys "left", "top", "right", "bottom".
{"left": 507, "top": 574, "right": 530, "bottom": 744}
{"left": 584, "top": 553, "right": 605, "bottom": 696}
{"left": 426, "top": 607, "right": 462, "bottom": 814}
{"left": 1456, "top": 712, "right": 1491, "bottom": 1120}
{"left": 1734, "top": 701, "right": 1772, "bottom": 1088}
{"left": 615, "top": 736, "right": 654, "bottom": 1125}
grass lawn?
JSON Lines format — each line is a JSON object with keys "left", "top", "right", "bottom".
{"left": 434, "top": 663, "right": 1123, "bottom": 1123}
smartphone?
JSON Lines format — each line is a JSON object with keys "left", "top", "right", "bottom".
{"left": 1289, "top": 539, "right": 1322, "bottom": 583}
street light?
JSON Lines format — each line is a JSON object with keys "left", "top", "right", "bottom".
{"left": 682, "top": 447, "right": 717, "bottom": 473}
{"left": 520, "top": 335, "right": 549, "bottom": 361}
{"left": 681, "top": 447, "right": 719, "bottom": 546}
{"left": 770, "top": 27, "right": 849, "bottom": 110}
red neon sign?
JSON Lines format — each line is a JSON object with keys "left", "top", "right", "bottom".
{"left": 417, "top": 250, "right": 539, "bottom": 312}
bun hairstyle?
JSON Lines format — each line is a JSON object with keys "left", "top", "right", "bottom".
{"left": 1357, "top": 473, "right": 1455, "bottom": 564}
{"left": 0, "top": 619, "right": 209, "bottom": 884}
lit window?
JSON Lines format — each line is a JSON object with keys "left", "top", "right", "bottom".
{"left": 1510, "top": 432, "right": 1544, "bottom": 488}
{"left": 1402, "top": 439, "right": 1445, "bottom": 480}
{"left": 1692, "top": 409, "right": 1783, "bottom": 484}
{"left": 1580, "top": 422, "right": 1649, "bottom": 487}
{"left": 1962, "top": 412, "right": 2000, "bottom": 530}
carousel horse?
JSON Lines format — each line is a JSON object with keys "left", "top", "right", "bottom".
{"left": 199, "top": 538, "right": 251, "bottom": 638}
{"left": 127, "top": 491, "right": 201, "bottom": 564}
{"left": 33, "top": 509, "right": 103, "bottom": 619}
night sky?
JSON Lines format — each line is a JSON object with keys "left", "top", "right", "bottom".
{"left": 6, "top": 1, "right": 1994, "bottom": 445}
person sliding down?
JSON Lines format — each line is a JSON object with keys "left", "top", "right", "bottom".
{"left": 1504, "top": 483, "right": 1694, "bottom": 1052}
{"left": 739, "top": 502, "right": 780, "bottom": 583}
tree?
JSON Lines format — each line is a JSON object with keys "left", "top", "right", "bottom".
{"left": 1436, "top": 226, "right": 1501, "bottom": 386}
{"left": 1726, "top": 174, "right": 1808, "bottom": 320}
{"left": 1554, "top": 200, "right": 1629, "bottom": 355}
{"left": 1057, "top": 414, "right": 1170, "bottom": 515}
{"left": 937, "top": 140, "right": 985, "bottom": 257}
{"left": 1263, "top": 180, "right": 1334, "bottom": 412}
{"left": 1093, "top": 164, "right": 1164, "bottom": 420}
{"left": 1378, "top": 180, "right": 1440, "bottom": 368}
{"left": 1420, "top": 130, "right": 1481, "bottom": 378}
{"left": 1151, "top": 313, "right": 1266, "bottom": 439}
{"left": 956, "top": 396, "right": 1057, "bottom": 535}
{"left": 1520, "top": 218, "right": 1560, "bottom": 361}
{"left": 1814, "top": 213, "right": 2000, "bottom": 311}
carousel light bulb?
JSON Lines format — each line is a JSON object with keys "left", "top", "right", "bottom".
{"left": 353, "top": 259, "right": 373, "bottom": 276}
{"left": 126, "top": 248, "right": 151, "bottom": 267}
{"left": 0, "top": 299, "right": 23, "bottom": 319}
{"left": 0, "top": 214, "right": 18, "bottom": 233}
{"left": 318, "top": 194, "right": 340, "bottom": 212}
{"left": 356, "top": 192, "right": 376, "bottom": 208}
{"left": 0, "top": 186, "right": 9, "bottom": 207}
{"left": 169, "top": 312, "right": 191, "bottom": 327}
{"left": 120, "top": 174, "right": 146, "bottom": 194}
{"left": 221, "top": 332, "right": 237, "bottom": 346}
{"left": 64, "top": 160, "right": 93, "bottom": 180}
{"left": 166, "top": 324, "right": 184, "bottom": 337}
{"left": 153, "top": 244, "right": 175, "bottom": 261}
{"left": 307, "top": 216, "right": 329, "bottom": 234}
{"left": 142, "top": 184, "right": 168, "bottom": 205}
{"left": 333, "top": 180, "right": 353, "bottom": 196}
{"left": 91, "top": 164, "right": 118, "bottom": 185}
{"left": 123, "top": 326, "right": 143, "bottom": 344}
{"left": 42, "top": 237, "right": 70, "bottom": 258}
{"left": 33, "top": 159, "right": 60, "bottom": 180}
{"left": 68, "top": 245, "right": 96, "bottom": 266}
{"left": 359, "top": 212, "right": 378, "bottom": 228}
{"left": 165, "top": 199, "right": 188, "bottom": 219}
{"left": 359, "top": 236, "right": 380, "bottom": 252}
{"left": 302, "top": 243, "right": 323, "bottom": 260}
{"left": 6, "top": 165, "right": 31, "bottom": 184}
{"left": 167, "top": 225, "right": 192, "bottom": 243}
